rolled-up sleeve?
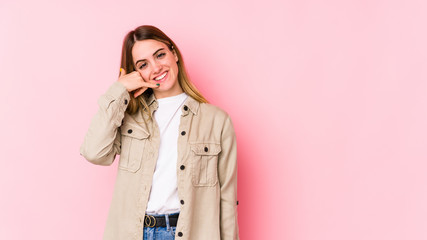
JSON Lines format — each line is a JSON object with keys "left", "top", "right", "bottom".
{"left": 80, "top": 81, "right": 130, "bottom": 166}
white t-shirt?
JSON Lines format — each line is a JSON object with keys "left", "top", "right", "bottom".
{"left": 145, "top": 92, "right": 188, "bottom": 214}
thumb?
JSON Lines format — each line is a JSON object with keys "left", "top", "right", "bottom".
{"left": 119, "top": 67, "right": 127, "bottom": 77}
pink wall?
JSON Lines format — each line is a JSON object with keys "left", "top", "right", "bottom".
{"left": 1, "top": 0, "right": 426, "bottom": 239}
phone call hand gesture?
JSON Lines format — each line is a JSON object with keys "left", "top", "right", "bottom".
{"left": 118, "top": 68, "right": 159, "bottom": 98}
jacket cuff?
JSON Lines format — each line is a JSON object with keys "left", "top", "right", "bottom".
{"left": 97, "top": 81, "right": 130, "bottom": 126}
{"left": 106, "top": 81, "right": 130, "bottom": 100}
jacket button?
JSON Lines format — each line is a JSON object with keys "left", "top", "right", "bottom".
{"left": 204, "top": 147, "right": 208, "bottom": 152}
{"left": 180, "top": 165, "right": 185, "bottom": 170}
{"left": 178, "top": 232, "right": 183, "bottom": 237}
{"left": 181, "top": 131, "right": 186, "bottom": 136}
{"left": 124, "top": 99, "right": 128, "bottom": 105}
{"left": 183, "top": 106, "right": 188, "bottom": 111}
{"left": 128, "top": 129, "right": 132, "bottom": 134}
{"left": 180, "top": 200, "right": 184, "bottom": 205}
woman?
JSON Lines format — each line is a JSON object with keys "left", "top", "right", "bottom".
{"left": 80, "top": 25, "right": 239, "bottom": 240}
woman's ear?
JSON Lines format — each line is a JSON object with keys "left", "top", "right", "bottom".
{"left": 173, "top": 50, "right": 179, "bottom": 62}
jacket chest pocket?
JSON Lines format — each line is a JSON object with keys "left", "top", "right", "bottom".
{"left": 119, "top": 124, "right": 149, "bottom": 173}
{"left": 190, "top": 143, "right": 221, "bottom": 187}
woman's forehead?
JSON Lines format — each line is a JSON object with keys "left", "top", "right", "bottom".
{"left": 132, "top": 39, "right": 168, "bottom": 58}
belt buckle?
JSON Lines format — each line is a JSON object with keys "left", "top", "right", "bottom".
{"left": 144, "top": 215, "right": 156, "bottom": 228}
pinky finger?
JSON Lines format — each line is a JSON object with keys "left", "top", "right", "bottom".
{"left": 134, "top": 87, "right": 148, "bottom": 98}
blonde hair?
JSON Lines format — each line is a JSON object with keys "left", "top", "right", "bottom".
{"left": 120, "top": 25, "right": 208, "bottom": 118}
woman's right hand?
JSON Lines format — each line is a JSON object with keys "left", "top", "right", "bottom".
{"left": 118, "top": 68, "right": 159, "bottom": 98}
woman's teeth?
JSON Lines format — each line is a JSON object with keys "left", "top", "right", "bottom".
{"left": 155, "top": 72, "right": 167, "bottom": 81}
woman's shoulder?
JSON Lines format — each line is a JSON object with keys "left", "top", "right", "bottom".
{"left": 198, "top": 102, "right": 231, "bottom": 119}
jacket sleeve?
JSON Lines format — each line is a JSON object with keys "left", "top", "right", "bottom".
{"left": 80, "top": 81, "right": 130, "bottom": 166}
{"left": 218, "top": 115, "right": 239, "bottom": 240}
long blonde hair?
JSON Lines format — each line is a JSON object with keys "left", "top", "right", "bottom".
{"left": 120, "top": 25, "right": 208, "bottom": 117}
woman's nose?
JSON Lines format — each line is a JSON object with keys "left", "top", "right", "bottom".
{"left": 152, "top": 61, "right": 162, "bottom": 73}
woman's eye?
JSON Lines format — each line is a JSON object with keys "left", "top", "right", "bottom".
{"left": 157, "top": 52, "right": 166, "bottom": 58}
{"left": 139, "top": 63, "right": 147, "bottom": 69}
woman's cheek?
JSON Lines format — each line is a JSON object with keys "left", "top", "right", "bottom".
{"left": 140, "top": 72, "right": 149, "bottom": 82}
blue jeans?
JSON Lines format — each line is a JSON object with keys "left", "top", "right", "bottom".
{"left": 143, "top": 212, "right": 178, "bottom": 240}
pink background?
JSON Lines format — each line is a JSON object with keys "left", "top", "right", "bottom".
{"left": 1, "top": 0, "right": 426, "bottom": 239}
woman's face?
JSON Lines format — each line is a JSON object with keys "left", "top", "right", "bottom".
{"left": 132, "top": 39, "right": 182, "bottom": 99}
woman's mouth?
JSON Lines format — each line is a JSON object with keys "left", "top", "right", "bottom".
{"left": 154, "top": 71, "right": 168, "bottom": 82}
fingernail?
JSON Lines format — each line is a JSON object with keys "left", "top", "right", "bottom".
{"left": 156, "top": 83, "right": 160, "bottom": 87}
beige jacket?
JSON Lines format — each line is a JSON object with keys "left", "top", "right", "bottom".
{"left": 80, "top": 81, "right": 239, "bottom": 240}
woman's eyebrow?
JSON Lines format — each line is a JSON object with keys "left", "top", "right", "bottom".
{"left": 135, "top": 48, "right": 165, "bottom": 65}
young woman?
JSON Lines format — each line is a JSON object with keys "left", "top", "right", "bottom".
{"left": 80, "top": 25, "right": 239, "bottom": 240}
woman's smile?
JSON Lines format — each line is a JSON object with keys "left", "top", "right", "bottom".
{"left": 153, "top": 71, "right": 168, "bottom": 83}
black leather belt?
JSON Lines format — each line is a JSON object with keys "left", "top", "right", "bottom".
{"left": 144, "top": 213, "right": 179, "bottom": 228}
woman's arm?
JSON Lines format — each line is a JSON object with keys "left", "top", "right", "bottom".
{"left": 218, "top": 116, "right": 239, "bottom": 240}
{"left": 79, "top": 81, "right": 130, "bottom": 166}
{"left": 80, "top": 69, "right": 159, "bottom": 166}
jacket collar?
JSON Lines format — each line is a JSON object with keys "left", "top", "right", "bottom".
{"left": 147, "top": 93, "right": 200, "bottom": 117}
